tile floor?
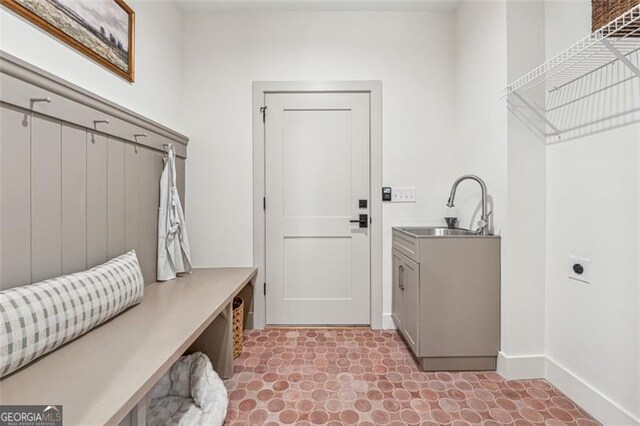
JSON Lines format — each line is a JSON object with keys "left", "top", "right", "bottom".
{"left": 224, "top": 329, "right": 599, "bottom": 425}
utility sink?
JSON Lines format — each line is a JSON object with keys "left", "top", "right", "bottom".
{"left": 391, "top": 226, "right": 501, "bottom": 371}
{"left": 396, "top": 227, "right": 478, "bottom": 237}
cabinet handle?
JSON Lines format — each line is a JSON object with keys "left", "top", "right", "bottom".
{"left": 399, "top": 265, "right": 405, "bottom": 290}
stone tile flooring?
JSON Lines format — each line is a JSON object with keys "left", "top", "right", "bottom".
{"left": 224, "top": 329, "right": 599, "bottom": 425}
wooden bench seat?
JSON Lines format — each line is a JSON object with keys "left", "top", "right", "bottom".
{"left": 0, "top": 267, "right": 257, "bottom": 425}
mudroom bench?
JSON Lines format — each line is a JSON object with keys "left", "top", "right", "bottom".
{"left": 0, "top": 267, "right": 257, "bottom": 425}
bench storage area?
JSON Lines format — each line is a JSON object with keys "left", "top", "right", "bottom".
{"left": 147, "top": 352, "right": 227, "bottom": 426}
{"left": 0, "top": 267, "right": 257, "bottom": 425}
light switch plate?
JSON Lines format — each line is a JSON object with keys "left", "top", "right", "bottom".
{"left": 568, "top": 255, "right": 591, "bottom": 284}
{"left": 391, "top": 187, "right": 416, "bottom": 203}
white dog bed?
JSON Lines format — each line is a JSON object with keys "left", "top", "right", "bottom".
{"left": 147, "top": 352, "right": 228, "bottom": 426}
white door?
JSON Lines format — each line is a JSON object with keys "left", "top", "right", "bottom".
{"left": 265, "top": 92, "right": 370, "bottom": 325}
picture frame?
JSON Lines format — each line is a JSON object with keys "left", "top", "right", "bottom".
{"left": 1, "top": 0, "right": 135, "bottom": 82}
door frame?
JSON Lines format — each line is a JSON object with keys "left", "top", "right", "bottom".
{"left": 252, "top": 81, "right": 383, "bottom": 330}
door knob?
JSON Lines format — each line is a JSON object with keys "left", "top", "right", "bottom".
{"left": 349, "top": 214, "right": 368, "bottom": 228}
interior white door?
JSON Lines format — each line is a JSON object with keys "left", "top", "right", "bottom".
{"left": 265, "top": 92, "right": 370, "bottom": 325}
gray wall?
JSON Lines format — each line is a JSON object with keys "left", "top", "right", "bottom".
{"left": 0, "top": 55, "right": 187, "bottom": 289}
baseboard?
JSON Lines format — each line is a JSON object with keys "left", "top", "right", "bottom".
{"left": 382, "top": 313, "right": 396, "bottom": 330}
{"left": 545, "top": 356, "right": 639, "bottom": 425}
{"left": 250, "top": 313, "right": 389, "bottom": 330}
{"left": 497, "top": 351, "right": 546, "bottom": 380}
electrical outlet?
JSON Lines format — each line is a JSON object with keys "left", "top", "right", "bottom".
{"left": 391, "top": 187, "right": 416, "bottom": 203}
{"left": 568, "top": 255, "right": 591, "bottom": 284}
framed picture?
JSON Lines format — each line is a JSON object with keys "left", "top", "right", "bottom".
{"left": 1, "top": 0, "right": 135, "bottom": 81}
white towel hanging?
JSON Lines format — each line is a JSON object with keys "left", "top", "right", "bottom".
{"left": 157, "top": 144, "right": 192, "bottom": 281}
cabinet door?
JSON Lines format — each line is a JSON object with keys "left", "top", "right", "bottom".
{"left": 402, "top": 257, "right": 420, "bottom": 353}
{"left": 391, "top": 250, "right": 404, "bottom": 330}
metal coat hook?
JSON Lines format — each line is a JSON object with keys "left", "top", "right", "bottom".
{"left": 30, "top": 97, "right": 51, "bottom": 109}
{"left": 30, "top": 97, "right": 51, "bottom": 104}
{"left": 132, "top": 133, "right": 147, "bottom": 153}
{"left": 133, "top": 133, "right": 147, "bottom": 154}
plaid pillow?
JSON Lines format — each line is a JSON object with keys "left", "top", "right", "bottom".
{"left": 0, "top": 250, "right": 144, "bottom": 378}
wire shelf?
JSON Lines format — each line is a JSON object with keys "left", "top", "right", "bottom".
{"left": 503, "top": 4, "right": 640, "bottom": 143}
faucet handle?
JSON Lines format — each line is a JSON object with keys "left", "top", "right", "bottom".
{"left": 476, "top": 219, "right": 488, "bottom": 235}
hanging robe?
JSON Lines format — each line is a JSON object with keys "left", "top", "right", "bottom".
{"left": 157, "top": 145, "right": 192, "bottom": 281}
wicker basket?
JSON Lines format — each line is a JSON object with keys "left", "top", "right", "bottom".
{"left": 232, "top": 297, "right": 244, "bottom": 359}
{"left": 592, "top": 0, "right": 640, "bottom": 35}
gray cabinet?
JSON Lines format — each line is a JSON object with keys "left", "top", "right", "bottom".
{"left": 391, "top": 249, "right": 419, "bottom": 354}
{"left": 402, "top": 256, "right": 419, "bottom": 353}
{"left": 391, "top": 251, "right": 404, "bottom": 331}
{"left": 391, "top": 228, "right": 501, "bottom": 371}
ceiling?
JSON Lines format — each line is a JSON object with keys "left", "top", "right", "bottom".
{"left": 174, "top": 0, "right": 462, "bottom": 12}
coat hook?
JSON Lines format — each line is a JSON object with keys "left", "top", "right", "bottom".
{"left": 133, "top": 134, "right": 146, "bottom": 153}
{"left": 30, "top": 97, "right": 52, "bottom": 110}
{"left": 30, "top": 97, "right": 52, "bottom": 104}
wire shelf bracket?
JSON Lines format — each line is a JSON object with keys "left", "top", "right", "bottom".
{"left": 601, "top": 38, "right": 640, "bottom": 78}
{"left": 502, "top": 4, "right": 640, "bottom": 143}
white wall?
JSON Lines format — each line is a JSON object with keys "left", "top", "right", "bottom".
{"left": 545, "top": 1, "right": 640, "bottom": 423}
{"left": 454, "top": 0, "right": 546, "bottom": 373}
{"left": 181, "top": 10, "right": 461, "bottom": 325}
{"left": 452, "top": 1, "right": 508, "bottom": 238}
{"left": 453, "top": 0, "right": 548, "bottom": 381}
{"left": 503, "top": 0, "right": 547, "bottom": 364}
{"left": 0, "top": 1, "right": 185, "bottom": 132}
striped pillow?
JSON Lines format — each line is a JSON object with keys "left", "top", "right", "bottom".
{"left": 0, "top": 250, "right": 144, "bottom": 378}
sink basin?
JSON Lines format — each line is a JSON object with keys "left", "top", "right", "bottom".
{"left": 397, "top": 227, "right": 478, "bottom": 237}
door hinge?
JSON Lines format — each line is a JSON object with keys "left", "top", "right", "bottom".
{"left": 263, "top": 197, "right": 266, "bottom": 210}
{"left": 263, "top": 282, "right": 266, "bottom": 295}
{"left": 260, "top": 106, "right": 267, "bottom": 123}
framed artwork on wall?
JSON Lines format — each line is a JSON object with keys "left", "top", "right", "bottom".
{"left": 1, "top": 0, "right": 135, "bottom": 81}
